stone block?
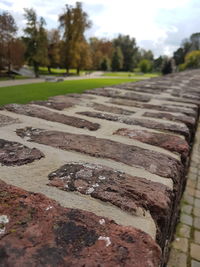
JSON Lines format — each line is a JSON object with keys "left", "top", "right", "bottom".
{"left": 191, "top": 243, "right": 200, "bottom": 261}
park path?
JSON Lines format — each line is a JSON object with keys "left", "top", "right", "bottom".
{"left": 168, "top": 122, "right": 200, "bottom": 267}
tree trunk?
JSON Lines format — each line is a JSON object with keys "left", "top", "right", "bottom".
{"left": 48, "top": 66, "right": 51, "bottom": 74}
{"left": 66, "top": 68, "right": 69, "bottom": 75}
{"left": 77, "top": 68, "right": 80, "bottom": 75}
{"left": 33, "top": 62, "right": 39, "bottom": 78}
{"left": 8, "top": 62, "right": 11, "bottom": 77}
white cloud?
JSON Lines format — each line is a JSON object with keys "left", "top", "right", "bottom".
{"left": 0, "top": 0, "right": 198, "bottom": 57}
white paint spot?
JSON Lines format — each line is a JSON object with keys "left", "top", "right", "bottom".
{"left": 0, "top": 227, "right": 5, "bottom": 235}
{"left": 75, "top": 169, "right": 93, "bottom": 179}
{"left": 86, "top": 187, "right": 95, "bottom": 194}
{"left": 77, "top": 186, "right": 83, "bottom": 190}
{"left": 0, "top": 215, "right": 9, "bottom": 224}
{"left": 45, "top": 206, "right": 53, "bottom": 211}
{"left": 92, "top": 183, "right": 99, "bottom": 188}
{"left": 99, "top": 176, "right": 106, "bottom": 180}
{"left": 0, "top": 215, "right": 9, "bottom": 235}
{"left": 99, "top": 219, "right": 105, "bottom": 225}
{"left": 98, "top": 236, "right": 111, "bottom": 247}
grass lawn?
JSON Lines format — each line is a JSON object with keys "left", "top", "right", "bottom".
{"left": 103, "top": 72, "right": 160, "bottom": 78}
{"left": 0, "top": 78, "right": 137, "bottom": 106}
{"left": 38, "top": 67, "right": 86, "bottom": 76}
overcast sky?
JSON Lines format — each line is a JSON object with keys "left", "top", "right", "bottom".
{"left": 0, "top": 0, "right": 200, "bottom": 57}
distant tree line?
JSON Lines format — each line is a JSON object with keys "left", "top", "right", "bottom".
{"left": 0, "top": 2, "right": 167, "bottom": 78}
{"left": 173, "top": 32, "right": 200, "bottom": 71}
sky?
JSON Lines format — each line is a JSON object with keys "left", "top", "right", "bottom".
{"left": 0, "top": 0, "right": 200, "bottom": 57}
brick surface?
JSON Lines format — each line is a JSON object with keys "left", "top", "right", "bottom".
{"left": 196, "top": 190, "right": 200, "bottom": 199}
{"left": 194, "top": 198, "right": 200, "bottom": 208}
{"left": 0, "top": 180, "right": 161, "bottom": 267}
{"left": 114, "top": 128, "right": 189, "bottom": 161}
{"left": 48, "top": 162, "right": 173, "bottom": 246}
{"left": 194, "top": 217, "right": 200, "bottom": 229}
{"left": 191, "top": 243, "right": 200, "bottom": 261}
{"left": 167, "top": 248, "right": 187, "bottom": 267}
{"left": 16, "top": 127, "right": 184, "bottom": 181}
{"left": 192, "top": 260, "right": 200, "bottom": 267}
{"left": 194, "top": 207, "right": 200, "bottom": 217}
{"left": 1, "top": 70, "right": 200, "bottom": 266}
{"left": 182, "top": 205, "right": 193, "bottom": 214}
{"left": 179, "top": 224, "right": 191, "bottom": 238}
{"left": 172, "top": 237, "right": 188, "bottom": 253}
{"left": 0, "top": 114, "right": 20, "bottom": 127}
{"left": 78, "top": 111, "right": 191, "bottom": 140}
{"left": 194, "top": 230, "right": 200, "bottom": 244}
{"left": 0, "top": 139, "right": 44, "bottom": 166}
{"left": 4, "top": 104, "right": 100, "bottom": 131}
{"left": 180, "top": 213, "right": 193, "bottom": 226}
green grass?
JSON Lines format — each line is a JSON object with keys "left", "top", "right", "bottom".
{"left": 0, "top": 78, "right": 137, "bottom": 106}
{"left": 38, "top": 67, "right": 86, "bottom": 76}
{"left": 103, "top": 72, "right": 160, "bottom": 78}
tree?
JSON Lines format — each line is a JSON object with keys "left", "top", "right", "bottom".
{"left": 111, "top": 47, "right": 123, "bottom": 71}
{"left": 139, "top": 49, "right": 154, "bottom": 61}
{"left": 59, "top": 2, "right": 91, "bottom": 74}
{"left": 153, "top": 56, "right": 164, "bottom": 72}
{"left": 89, "top": 37, "right": 113, "bottom": 70}
{"left": 73, "top": 41, "right": 92, "bottom": 74}
{"left": 173, "top": 39, "right": 191, "bottom": 66}
{"left": 173, "top": 33, "right": 200, "bottom": 67}
{"left": 161, "top": 57, "right": 173, "bottom": 75}
{"left": 9, "top": 38, "right": 25, "bottom": 70}
{"left": 138, "top": 59, "right": 152, "bottom": 73}
{"left": 47, "top": 29, "right": 61, "bottom": 73}
{"left": 23, "top": 8, "right": 49, "bottom": 77}
{"left": 190, "top": 33, "right": 200, "bottom": 50}
{"left": 184, "top": 50, "right": 200, "bottom": 69}
{"left": 0, "top": 11, "right": 17, "bottom": 75}
{"left": 113, "top": 35, "right": 138, "bottom": 71}
{"left": 101, "top": 57, "right": 110, "bottom": 71}
{"left": 173, "top": 48, "right": 185, "bottom": 65}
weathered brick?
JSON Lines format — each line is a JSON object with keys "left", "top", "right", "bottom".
{"left": 194, "top": 230, "right": 200, "bottom": 244}
{"left": 90, "top": 102, "right": 134, "bottom": 115}
{"left": 78, "top": 111, "right": 190, "bottom": 140}
{"left": 179, "top": 224, "right": 191, "bottom": 238}
{"left": 0, "top": 180, "right": 162, "bottom": 267}
{"left": 194, "top": 217, "right": 200, "bottom": 229}
{"left": 0, "top": 139, "right": 44, "bottom": 166}
{"left": 48, "top": 162, "right": 173, "bottom": 246}
{"left": 191, "top": 243, "right": 200, "bottom": 261}
{"left": 182, "top": 205, "right": 193, "bottom": 215}
{"left": 16, "top": 127, "right": 184, "bottom": 181}
{"left": 191, "top": 260, "right": 200, "bottom": 267}
{"left": 195, "top": 190, "right": 200, "bottom": 199}
{"left": 194, "top": 198, "right": 200, "bottom": 209}
{"left": 109, "top": 98, "right": 197, "bottom": 116}
{"left": 172, "top": 237, "right": 188, "bottom": 253}
{"left": 180, "top": 213, "right": 193, "bottom": 226}
{"left": 167, "top": 248, "right": 187, "bottom": 267}
{"left": 114, "top": 128, "right": 189, "bottom": 161}
{"left": 0, "top": 114, "right": 20, "bottom": 127}
{"left": 4, "top": 104, "right": 100, "bottom": 131}
{"left": 193, "top": 208, "right": 200, "bottom": 217}
{"left": 85, "top": 88, "right": 151, "bottom": 102}
{"left": 143, "top": 111, "right": 195, "bottom": 130}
